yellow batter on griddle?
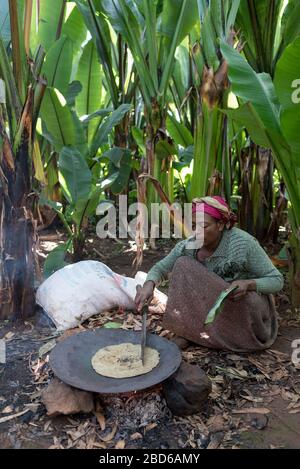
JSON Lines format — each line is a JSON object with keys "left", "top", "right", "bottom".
{"left": 91, "top": 343, "right": 160, "bottom": 378}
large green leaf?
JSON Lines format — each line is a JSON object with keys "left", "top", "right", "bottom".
{"left": 225, "top": 0, "right": 240, "bottom": 37}
{"left": 40, "top": 88, "right": 77, "bottom": 150}
{"left": 62, "top": 4, "right": 87, "bottom": 54}
{"left": 102, "top": 0, "right": 142, "bottom": 37}
{"left": 59, "top": 146, "right": 92, "bottom": 204}
{"left": 274, "top": 37, "right": 300, "bottom": 156}
{"left": 100, "top": 148, "right": 133, "bottom": 195}
{"left": 98, "top": 173, "right": 119, "bottom": 190}
{"left": 91, "top": 103, "right": 131, "bottom": 155}
{"left": 174, "top": 145, "right": 194, "bottom": 171}
{"left": 75, "top": 184, "right": 106, "bottom": 221}
{"left": 280, "top": 107, "right": 300, "bottom": 157}
{"left": 82, "top": 108, "right": 112, "bottom": 122}
{"left": 102, "top": 147, "right": 127, "bottom": 167}
{"left": 220, "top": 41, "right": 281, "bottom": 134}
{"left": 42, "top": 36, "right": 73, "bottom": 96}
{"left": 224, "top": 103, "right": 270, "bottom": 148}
{"left": 191, "top": 41, "right": 204, "bottom": 85}
{"left": 110, "top": 150, "right": 132, "bottom": 194}
{"left": 141, "top": 0, "right": 158, "bottom": 90}
{"left": 76, "top": 39, "right": 102, "bottom": 143}
{"left": 221, "top": 42, "right": 299, "bottom": 227}
{"left": 34, "top": 0, "right": 66, "bottom": 52}
{"left": 236, "top": 0, "right": 282, "bottom": 74}
{"left": 65, "top": 80, "right": 83, "bottom": 107}
{"left": 159, "top": 0, "right": 198, "bottom": 47}
{"left": 173, "top": 44, "right": 190, "bottom": 104}
{"left": 102, "top": 0, "right": 156, "bottom": 104}
{"left": 131, "top": 126, "right": 145, "bottom": 153}
{"left": 274, "top": 37, "right": 300, "bottom": 109}
{"left": 76, "top": 40, "right": 102, "bottom": 117}
{"left": 201, "top": 9, "right": 219, "bottom": 71}
{"left": 158, "top": 0, "right": 198, "bottom": 99}
{"left": 156, "top": 139, "right": 177, "bottom": 159}
{"left": 76, "top": 0, "right": 119, "bottom": 108}
{"left": 281, "top": 0, "right": 300, "bottom": 47}
{"left": 207, "top": 0, "right": 221, "bottom": 39}
{"left": 225, "top": 102, "right": 292, "bottom": 178}
{"left": 43, "top": 243, "right": 69, "bottom": 279}
{"left": 166, "top": 114, "right": 193, "bottom": 147}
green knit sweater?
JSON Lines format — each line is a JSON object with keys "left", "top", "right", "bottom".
{"left": 146, "top": 227, "right": 284, "bottom": 294}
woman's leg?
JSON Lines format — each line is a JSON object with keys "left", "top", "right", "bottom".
{"left": 163, "top": 256, "right": 278, "bottom": 352}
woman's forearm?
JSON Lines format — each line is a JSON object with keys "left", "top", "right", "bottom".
{"left": 145, "top": 240, "right": 187, "bottom": 285}
{"left": 254, "top": 275, "right": 284, "bottom": 294}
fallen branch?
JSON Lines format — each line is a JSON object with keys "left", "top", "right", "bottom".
{"left": 232, "top": 408, "right": 270, "bottom": 415}
{"left": 0, "top": 409, "right": 30, "bottom": 424}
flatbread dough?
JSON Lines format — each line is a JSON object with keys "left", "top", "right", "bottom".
{"left": 91, "top": 342, "right": 160, "bottom": 378}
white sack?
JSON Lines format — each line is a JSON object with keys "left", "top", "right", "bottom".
{"left": 36, "top": 260, "right": 167, "bottom": 331}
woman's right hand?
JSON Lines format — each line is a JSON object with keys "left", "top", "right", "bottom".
{"left": 134, "top": 281, "right": 155, "bottom": 312}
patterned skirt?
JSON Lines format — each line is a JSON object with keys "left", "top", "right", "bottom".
{"left": 163, "top": 256, "right": 278, "bottom": 352}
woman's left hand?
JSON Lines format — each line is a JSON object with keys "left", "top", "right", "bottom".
{"left": 227, "top": 279, "right": 256, "bottom": 300}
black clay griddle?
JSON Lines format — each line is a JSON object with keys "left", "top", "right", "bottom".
{"left": 49, "top": 329, "right": 182, "bottom": 393}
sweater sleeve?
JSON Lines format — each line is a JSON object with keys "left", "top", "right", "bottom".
{"left": 145, "top": 240, "right": 187, "bottom": 285}
{"left": 246, "top": 238, "right": 284, "bottom": 294}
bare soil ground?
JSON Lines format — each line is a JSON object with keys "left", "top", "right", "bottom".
{"left": 0, "top": 231, "right": 299, "bottom": 449}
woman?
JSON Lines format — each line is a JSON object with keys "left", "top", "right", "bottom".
{"left": 135, "top": 196, "right": 283, "bottom": 352}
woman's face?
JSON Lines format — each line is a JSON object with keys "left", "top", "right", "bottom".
{"left": 192, "top": 212, "right": 225, "bottom": 248}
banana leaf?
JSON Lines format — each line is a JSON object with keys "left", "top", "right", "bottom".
{"left": 40, "top": 88, "right": 85, "bottom": 153}
{"left": 75, "top": 0, "right": 119, "bottom": 108}
{"left": 90, "top": 103, "right": 131, "bottom": 156}
{"left": 61, "top": 4, "right": 87, "bottom": 55}
{"left": 75, "top": 40, "right": 102, "bottom": 117}
{"left": 75, "top": 39, "right": 102, "bottom": 143}
{"left": 204, "top": 285, "right": 238, "bottom": 325}
{"left": 42, "top": 36, "right": 73, "bottom": 96}
{"left": 33, "top": 0, "right": 66, "bottom": 52}
{"left": 43, "top": 243, "right": 69, "bottom": 279}
{"left": 58, "top": 146, "right": 92, "bottom": 205}
{"left": 166, "top": 114, "right": 193, "bottom": 147}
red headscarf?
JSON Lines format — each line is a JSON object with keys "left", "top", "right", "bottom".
{"left": 192, "top": 196, "right": 237, "bottom": 229}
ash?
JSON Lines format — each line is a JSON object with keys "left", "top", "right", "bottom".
{"left": 101, "top": 390, "right": 172, "bottom": 430}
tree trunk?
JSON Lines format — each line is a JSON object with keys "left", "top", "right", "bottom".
{"left": 0, "top": 88, "right": 36, "bottom": 320}
{"left": 239, "top": 145, "right": 274, "bottom": 242}
{"left": 289, "top": 234, "right": 300, "bottom": 310}
{"left": 255, "top": 147, "right": 274, "bottom": 242}
{"left": 0, "top": 207, "right": 36, "bottom": 319}
{"left": 72, "top": 234, "right": 86, "bottom": 263}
